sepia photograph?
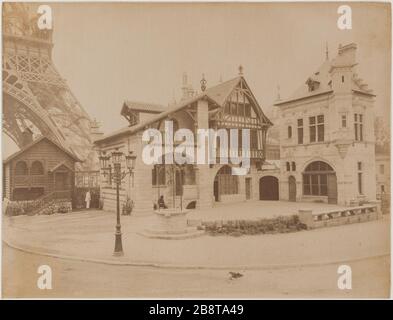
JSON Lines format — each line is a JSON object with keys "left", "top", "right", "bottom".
{"left": 1, "top": 1, "right": 391, "bottom": 301}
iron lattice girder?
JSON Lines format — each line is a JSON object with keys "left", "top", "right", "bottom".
{"left": 2, "top": 43, "right": 93, "bottom": 165}
{"left": 2, "top": 70, "right": 67, "bottom": 145}
{"left": 2, "top": 93, "right": 57, "bottom": 146}
{"left": 4, "top": 52, "right": 66, "bottom": 87}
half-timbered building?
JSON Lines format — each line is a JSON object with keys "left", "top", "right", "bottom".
{"left": 94, "top": 71, "right": 275, "bottom": 215}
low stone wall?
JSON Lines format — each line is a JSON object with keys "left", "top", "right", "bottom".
{"left": 298, "top": 203, "right": 381, "bottom": 229}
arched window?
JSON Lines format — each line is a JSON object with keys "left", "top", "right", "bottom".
{"left": 15, "top": 161, "right": 28, "bottom": 175}
{"left": 288, "top": 126, "right": 292, "bottom": 138}
{"left": 303, "top": 161, "right": 334, "bottom": 196}
{"left": 31, "top": 160, "right": 44, "bottom": 175}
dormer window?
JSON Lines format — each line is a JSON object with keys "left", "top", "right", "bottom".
{"left": 306, "top": 78, "right": 320, "bottom": 92}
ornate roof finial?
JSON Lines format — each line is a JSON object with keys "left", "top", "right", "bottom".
{"left": 325, "top": 42, "right": 329, "bottom": 61}
{"left": 238, "top": 65, "right": 243, "bottom": 76}
{"left": 200, "top": 74, "right": 207, "bottom": 92}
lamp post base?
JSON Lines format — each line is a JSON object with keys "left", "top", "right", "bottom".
{"left": 113, "top": 251, "right": 124, "bottom": 257}
{"left": 113, "top": 230, "right": 124, "bottom": 256}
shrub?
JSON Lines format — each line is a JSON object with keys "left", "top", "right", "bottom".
{"left": 57, "top": 202, "right": 71, "bottom": 214}
{"left": 204, "top": 215, "right": 307, "bottom": 237}
{"left": 39, "top": 204, "right": 57, "bottom": 215}
{"left": 5, "top": 202, "right": 24, "bottom": 216}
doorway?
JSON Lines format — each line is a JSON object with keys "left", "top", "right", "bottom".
{"left": 55, "top": 172, "right": 68, "bottom": 190}
{"left": 259, "top": 176, "right": 279, "bottom": 200}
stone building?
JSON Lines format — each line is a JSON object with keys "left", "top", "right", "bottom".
{"left": 94, "top": 72, "right": 277, "bottom": 215}
{"left": 275, "top": 43, "right": 377, "bottom": 205}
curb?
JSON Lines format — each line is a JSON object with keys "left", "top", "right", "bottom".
{"left": 3, "top": 239, "right": 390, "bottom": 271}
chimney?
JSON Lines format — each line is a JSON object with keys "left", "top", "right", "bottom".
{"left": 335, "top": 43, "right": 357, "bottom": 66}
{"left": 181, "top": 72, "right": 194, "bottom": 100}
{"left": 21, "top": 128, "right": 33, "bottom": 147}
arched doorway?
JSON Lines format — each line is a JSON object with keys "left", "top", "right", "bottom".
{"left": 214, "top": 165, "right": 239, "bottom": 202}
{"left": 259, "top": 176, "right": 279, "bottom": 200}
{"left": 288, "top": 176, "right": 296, "bottom": 202}
{"left": 303, "top": 161, "right": 337, "bottom": 204}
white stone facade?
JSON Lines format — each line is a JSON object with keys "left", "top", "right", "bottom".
{"left": 276, "top": 43, "right": 377, "bottom": 206}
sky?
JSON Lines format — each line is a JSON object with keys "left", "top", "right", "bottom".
{"left": 2, "top": 1, "right": 391, "bottom": 155}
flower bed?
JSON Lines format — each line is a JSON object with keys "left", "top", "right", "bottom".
{"left": 4, "top": 200, "right": 72, "bottom": 216}
{"left": 203, "top": 215, "right": 307, "bottom": 237}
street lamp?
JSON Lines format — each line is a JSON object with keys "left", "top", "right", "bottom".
{"left": 99, "top": 149, "right": 136, "bottom": 256}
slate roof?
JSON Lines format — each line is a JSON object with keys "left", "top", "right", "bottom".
{"left": 275, "top": 47, "right": 375, "bottom": 106}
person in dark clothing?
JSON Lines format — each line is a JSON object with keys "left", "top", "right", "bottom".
{"left": 158, "top": 195, "right": 168, "bottom": 209}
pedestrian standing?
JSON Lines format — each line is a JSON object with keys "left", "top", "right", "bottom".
{"left": 85, "top": 190, "right": 91, "bottom": 209}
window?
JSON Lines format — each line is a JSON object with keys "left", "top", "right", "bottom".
{"left": 317, "top": 115, "right": 324, "bottom": 142}
{"left": 297, "top": 119, "right": 303, "bottom": 144}
{"left": 341, "top": 115, "right": 347, "bottom": 128}
{"left": 381, "top": 185, "right": 385, "bottom": 193}
{"left": 354, "top": 113, "right": 364, "bottom": 141}
{"left": 380, "top": 164, "right": 385, "bottom": 175}
{"left": 291, "top": 162, "right": 296, "bottom": 171}
{"left": 309, "top": 117, "right": 316, "bottom": 142}
{"left": 286, "top": 162, "right": 290, "bottom": 171}
{"left": 230, "top": 102, "right": 237, "bottom": 115}
{"left": 31, "top": 161, "right": 44, "bottom": 175}
{"left": 303, "top": 161, "right": 334, "bottom": 196}
{"left": 342, "top": 76, "right": 345, "bottom": 83}
{"left": 357, "top": 161, "right": 363, "bottom": 194}
{"left": 250, "top": 130, "right": 258, "bottom": 149}
{"left": 152, "top": 165, "right": 166, "bottom": 186}
{"left": 287, "top": 126, "right": 292, "bottom": 139}
{"left": 309, "top": 115, "right": 324, "bottom": 142}
{"left": 15, "top": 161, "right": 28, "bottom": 175}
{"left": 244, "top": 105, "right": 252, "bottom": 118}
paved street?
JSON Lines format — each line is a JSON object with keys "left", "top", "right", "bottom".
{"left": 2, "top": 245, "right": 390, "bottom": 298}
{"left": 3, "top": 209, "right": 390, "bottom": 268}
{"left": 3, "top": 204, "right": 390, "bottom": 298}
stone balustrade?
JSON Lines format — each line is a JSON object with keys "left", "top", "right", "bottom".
{"left": 298, "top": 202, "right": 381, "bottom": 229}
